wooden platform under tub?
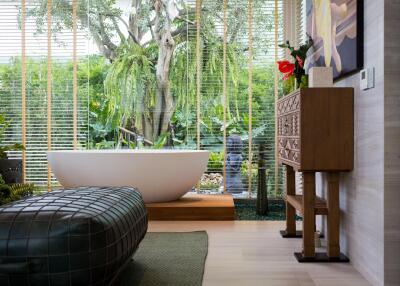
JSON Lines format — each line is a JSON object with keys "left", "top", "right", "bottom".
{"left": 145, "top": 193, "right": 235, "bottom": 221}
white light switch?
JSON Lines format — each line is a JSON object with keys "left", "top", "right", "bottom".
{"left": 360, "top": 67, "right": 375, "bottom": 90}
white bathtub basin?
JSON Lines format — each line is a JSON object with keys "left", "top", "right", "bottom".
{"left": 47, "top": 149, "right": 210, "bottom": 203}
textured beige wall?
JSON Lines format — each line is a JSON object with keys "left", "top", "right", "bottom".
{"left": 316, "top": 1, "right": 400, "bottom": 285}
{"left": 384, "top": 0, "right": 400, "bottom": 285}
{"left": 315, "top": 0, "right": 386, "bottom": 285}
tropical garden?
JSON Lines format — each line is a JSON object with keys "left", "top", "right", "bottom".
{"left": 0, "top": 0, "right": 284, "bottom": 197}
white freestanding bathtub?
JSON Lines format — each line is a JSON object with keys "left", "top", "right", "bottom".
{"left": 47, "top": 149, "right": 210, "bottom": 203}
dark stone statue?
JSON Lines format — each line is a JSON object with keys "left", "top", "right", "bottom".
{"left": 226, "top": 135, "right": 244, "bottom": 193}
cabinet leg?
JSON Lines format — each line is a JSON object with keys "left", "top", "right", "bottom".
{"left": 285, "top": 165, "right": 296, "bottom": 235}
{"left": 302, "top": 172, "right": 315, "bottom": 258}
{"left": 327, "top": 173, "right": 340, "bottom": 257}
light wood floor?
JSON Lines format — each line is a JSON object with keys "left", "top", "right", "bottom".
{"left": 148, "top": 221, "right": 371, "bottom": 286}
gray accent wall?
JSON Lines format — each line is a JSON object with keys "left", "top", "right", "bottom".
{"left": 315, "top": 1, "right": 399, "bottom": 285}
{"left": 383, "top": 0, "right": 400, "bottom": 285}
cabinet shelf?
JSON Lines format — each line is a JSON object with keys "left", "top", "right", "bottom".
{"left": 279, "top": 88, "right": 353, "bottom": 262}
{"left": 286, "top": 195, "right": 328, "bottom": 215}
{"left": 277, "top": 88, "right": 354, "bottom": 171}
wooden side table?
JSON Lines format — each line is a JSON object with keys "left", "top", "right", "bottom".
{"left": 276, "top": 88, "right": 353, "bottom": 262}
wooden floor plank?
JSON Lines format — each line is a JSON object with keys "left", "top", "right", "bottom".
{"left": 148, "top": 221, "right": 371, "bottom": 286}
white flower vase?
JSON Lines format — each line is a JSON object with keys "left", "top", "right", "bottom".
{"left": 308, "top": 67, "right": 333, "bottom": 87}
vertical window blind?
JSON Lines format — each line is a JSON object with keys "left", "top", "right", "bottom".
{"left": 296, "top": 0, "right": 307, "bottom": 45}
{"left": 282, "top": 0, "right": 306, "bottom": 54}
{"left": 0, "top": 1, "right": 23, "bottom": 177}
{"left": 0, "top": 0, "right": 304, "bottom": 198}
{"left": 177, "top": 0, "right": 285, "bottom": 197}
{"left": 0, "top": 0, "right": 88, "bottom": 187}
{"left": 282, "top": 0, "right": 307, "bottom": 193}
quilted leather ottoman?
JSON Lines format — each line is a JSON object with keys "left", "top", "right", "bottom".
{"left": 0, "top": 186, "right": 148, "bottom": 286}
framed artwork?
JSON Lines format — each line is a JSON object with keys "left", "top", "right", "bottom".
{"left": 306, "top": 0, "right": 364, "bottom": 79}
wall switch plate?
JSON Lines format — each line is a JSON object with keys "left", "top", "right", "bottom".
{"left": 360, "top": 67, "right": 375, "bottom": 90}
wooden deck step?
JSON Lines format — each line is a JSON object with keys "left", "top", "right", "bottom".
{"left": 146, "top": 193, "right": 235, "bottom": 221}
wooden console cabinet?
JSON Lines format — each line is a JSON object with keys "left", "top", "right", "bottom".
{"left": 277, "top": 88, "right": 354, "bottom": 262}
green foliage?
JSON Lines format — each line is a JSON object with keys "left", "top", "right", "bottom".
{"left": 282, "top": 74, "right": 296, "bottom": 95}
{"left": 281, "top": 74, "right": 308, "bottom": 96}
{"left": 104, "top": 43, "right": 156, "bottom": 130}
{"left": 152, "top": 133, "right": 170, "bottom": 149}
{"left": 171, "top": 64, "right": 275, "bottom": 153}
{"left": 0, "top": 144, "right": 25, "bottom": 159}
{"left": 82, "top": 56, "right": 120, "bottom": 147}
{"left": 279, "top": 36, "right": 313, "bottom": 64}
{"left": 279, "top": 36, "right": 313, "bottom": 85}
{"left": 0, "top": 56, "right": 112, "bottom": 149}
{"left": 0, "top": 175, "right": 40, "bottom": 205}
{"left": 0, "top": 0, "right": 284, "bottom": 195}
{"left": 0, "top": 114, "right": 25, "bottom": 159}
{"left": 0, "top": 182, "right": 11, "bottom": 205}
{"left": 208, "top": 152, "right": 224, "bottom": 172}
{"left": 7, "top": 184, "right": 39, "bottom": 203}
{"left": 20, "top": 0, "right": 278, "bottom": 151}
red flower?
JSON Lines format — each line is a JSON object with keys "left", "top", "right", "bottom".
{"left": 277, "top": 60, "right": 295, "bottom": 73}
{"left": 296, "top": 55, "right": 304, "bottom": 68}
{"left": 282, "top": 72, "right": 293, "bottom": 81}
{"left": 277, "top": 60, "right": 295, "bottom": 81}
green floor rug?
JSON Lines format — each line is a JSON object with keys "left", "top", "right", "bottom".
{"left": 112, "top": 231, "right": 208, "bottom": 286}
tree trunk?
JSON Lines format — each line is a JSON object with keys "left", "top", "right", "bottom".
{"left": 152, "top": 25, "right": 175, "bottom": 141}
{"left": 141, "top": 93, "right": 153, "bottom": 143}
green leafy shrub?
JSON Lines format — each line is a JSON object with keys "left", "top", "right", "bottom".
{"left": 208, "top": 152, "right": 224, "bottom": 173}
{"left": 0, "top": 114, "right": 25, "bottom": 159}
{"left": 0, "top": 175, "right": 40, "bottom": 205}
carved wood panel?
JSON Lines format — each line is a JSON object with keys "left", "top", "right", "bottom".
{"left": 277, "top": 90, "right": 301, "bottom": 167}
{"left": 278, "top": 112, "right": 300, "bottom": 136}
{"left": 277, "top": 87, "right": 354, "bottom": 171}
{"left": 278, "top": 137, "right": 300, "bottom": 165}
{"left": 277, "top": 91, "right": 300, "bottom": 116}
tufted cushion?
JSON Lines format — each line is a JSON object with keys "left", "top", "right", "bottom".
{"left": 0, "top": 187, "right": 148, "bottom": 286}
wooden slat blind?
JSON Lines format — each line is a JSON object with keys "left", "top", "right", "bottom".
{"left": 0, "top": 0, "right": 88, "bottom": 187}
{"left": 0, "top": 0, "right": 293, "bottom": 198}
{"left": 186, "top": 0, "right": 285, "bottom": 196}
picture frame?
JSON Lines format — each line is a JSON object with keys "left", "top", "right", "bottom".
{"left": 306, "top": 0, "right": 364, "bottom": 80}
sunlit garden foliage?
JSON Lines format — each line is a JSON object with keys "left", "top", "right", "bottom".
{"left": 0, "top": 0, "right": 283, "bottom": 196}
